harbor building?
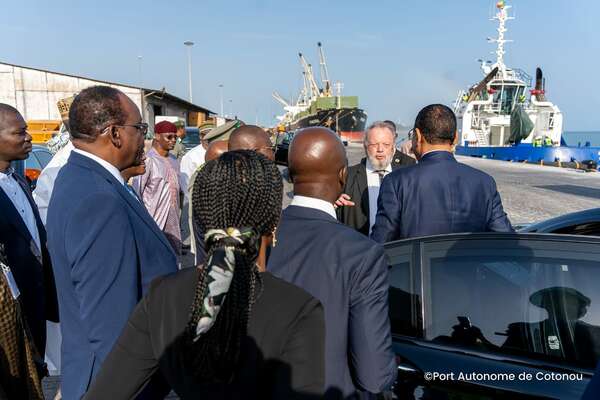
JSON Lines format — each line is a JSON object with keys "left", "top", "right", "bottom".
{"left": 0, "top": 61, "right": 214, "bottom": 135}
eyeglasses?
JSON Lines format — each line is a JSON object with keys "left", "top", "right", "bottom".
{"left": 114, "top": 122, "right": 149, "bottom": 136}
{"left": 366, "top": 142, "right": 393, "bottom": 150}
{"left": 163, "top": 134, "right": 177, "bottom": 141}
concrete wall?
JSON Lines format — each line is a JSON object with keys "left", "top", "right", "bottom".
{"left": 0, "top": 63, "right": 143, "bottom": 121}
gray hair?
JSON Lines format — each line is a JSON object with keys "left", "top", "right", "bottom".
{"left": 364, "top": 121, "right": 397, "bottom": 144}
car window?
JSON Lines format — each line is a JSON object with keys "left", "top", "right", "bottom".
{"left": 34, "top": 149, "right": 53, "bottom": 169}
{"left": 387, "top": 243, "right": 423, "bottom": 338}
{"left": 420, "top": 237, "right": 600, "bottom": 370}
{"left": 25, "top": 152, "right": 42, "bottom": 170}
{"left": 554, "top": 222, "right": 600, "bottom": 237}
{"left": 183, "top": 128, "right": 200, "bottom": 148}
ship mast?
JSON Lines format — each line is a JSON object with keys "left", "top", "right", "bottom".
{"left": 317, "top": 42, "right": 332, "bottom": 97}
{"left": 488, "top": 0, "right": 513, "bottom": 78}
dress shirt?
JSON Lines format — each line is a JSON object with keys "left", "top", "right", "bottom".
{"left": 290, "top": 195, "right": 337, "bottom": 219}
{"left": 73, "top": 149, "right": 124, "bottom": 185}
{"left": 33, "top": 141, "right": 74, "bottom": 224}
{"left": 365, "top": 159, "right": 392, "bottom": 235}
{"left": 180, "top": 144, "right": 206, "bottom": 199}
{"left": 0, "top": 169, "right": 41, "bottom": 251}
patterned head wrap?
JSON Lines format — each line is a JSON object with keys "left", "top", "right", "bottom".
{"left": 193, "top": 227, "right": 260, "bottom": 341}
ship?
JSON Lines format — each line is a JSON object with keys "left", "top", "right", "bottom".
{"left": 454, "top": 0, "right": 600, "bottom": 170}
{"left": 273, "top": 43, "right": 367, "bottom": 142}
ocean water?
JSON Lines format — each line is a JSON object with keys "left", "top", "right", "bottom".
{"left": 563, "top": 131, "right": 600, "bottom": 147}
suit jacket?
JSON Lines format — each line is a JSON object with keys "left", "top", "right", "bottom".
{"left": 371, "top": 151, "right": 513, "bottom": 243}
{"left": 85, "top": 269, "right": 325, "bottom": 400}
{"left": 46, "top": 152, "right": 178, "bottom": 400}
{"left": 0, "top": 172, "right": 58, "bottom": 354}
{"left": 268, "top": 206, "right": 397, "bottom": 399}
{"left": 337, "top": 150, "right": 415, "bottom": 235}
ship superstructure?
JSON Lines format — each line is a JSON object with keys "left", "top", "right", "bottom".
{"left": 454, "top": 0, "right": 563, "bottom": 147}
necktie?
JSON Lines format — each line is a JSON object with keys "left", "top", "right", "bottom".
{"left": 375, "top": 170, "right": 386, "bottom": 184}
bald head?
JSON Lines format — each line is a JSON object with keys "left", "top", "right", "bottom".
{"left": 229, "top": 125, "right": 274, "bottom": 161}
{"left": 205, "top": 140, "right": 229, "bottom": 162}
{"left": 288, "top": 127, "right": 347, "bottom": 203}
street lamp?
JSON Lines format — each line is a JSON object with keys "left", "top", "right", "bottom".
{"left": 218, "top": 84, "right": 224, "bottom": 117}
{"left": 228, "top": 99, "right": 233, "bottom": 118}
{"left": 184, "top": 41, "right": 194, "bottom": 102}
{"left": 137, "top": 55, "right": 143, "bottom": 87}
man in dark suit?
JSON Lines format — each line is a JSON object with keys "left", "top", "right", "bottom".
{"left": 268, "top": 127, "right": 397, "bottom": 399}
{"left": 371, "top": 104, "right": 513, "bottom": 243}
{"left": 0, "top": 104, "right": 59, "bottom": 356}
{"left": 337, "top": 121, "right": 415, "bottom": 235}
{"left": 46, "top": 86, "right": 178, "bottom": 399}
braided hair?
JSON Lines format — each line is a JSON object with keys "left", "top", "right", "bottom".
{"left": 185, "top": 150, "right": 283, "bottom": 383}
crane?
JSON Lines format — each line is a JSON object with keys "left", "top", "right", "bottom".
{"left": 317, "top": 42, "right": 332, "bottom": 97}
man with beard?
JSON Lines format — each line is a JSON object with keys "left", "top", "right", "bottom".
{"left": 133, "top": 120, "right": 183, "bottom": 258}
{"left": 336, "top": 121, "right": 415, "bottom": 236}
{"left": 46, "top": 86, "right": 177, "bottom": 399}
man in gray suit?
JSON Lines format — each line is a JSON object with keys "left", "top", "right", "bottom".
{"left": 268, "top": 127, "right": 396, "bottom": 399}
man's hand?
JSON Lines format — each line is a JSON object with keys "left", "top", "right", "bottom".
{"left": 334, "top": 193, "right": 355, "bottom": 209}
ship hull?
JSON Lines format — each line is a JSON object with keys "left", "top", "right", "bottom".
{"left": 456, "top": 144, "right": 600, "bottom": 171}
{"left": 288, "top": 108, "right": 367, "bottom": 142}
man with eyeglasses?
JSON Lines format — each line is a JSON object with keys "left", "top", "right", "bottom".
{"left": 336, "top": 121, "right": 415, "bottom": 236}
{"left": 46, "top": 86, "right": 177, "bottom": 400}
{"left": 132, "top": 120, "right": 183, "bottom": 260}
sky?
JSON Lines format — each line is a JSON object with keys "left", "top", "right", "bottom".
{"left": 1, "top": 0, "right": 599, "bottom": 131}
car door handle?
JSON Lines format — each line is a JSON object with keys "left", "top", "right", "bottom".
{"left": 397, "top": 362, "right": 422, "bottom": 377}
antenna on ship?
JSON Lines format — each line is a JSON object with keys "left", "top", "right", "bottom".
{"left": 488, "top": 0, "right": 514, "bottom": 78}
{"left": 317, "top": 42, "right": 332, "bottom": 97}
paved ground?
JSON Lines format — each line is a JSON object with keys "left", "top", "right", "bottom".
{"left": 457, "top": 156, "right": 600, "bottom": 224}
{"left": 42, "top": 145, "right": 600, "bottom": 399}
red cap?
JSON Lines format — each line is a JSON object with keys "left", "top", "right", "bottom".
{"left": 155, "top": 120, "right": 177, "bottom": 134}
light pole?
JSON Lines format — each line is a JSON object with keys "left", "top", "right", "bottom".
{"left": 218, "top": 84, "right": 224, "bottom": 117}
{"left": 184, "top": 41, "right": 194, "bottom": 102}
{"left": 228, "top": 99, "right": 233, "bottom": 118}
{"left": 137, "top": 55, "right": 143, "bottom": 87}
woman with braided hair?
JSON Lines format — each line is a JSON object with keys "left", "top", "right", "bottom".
{"left": 85, "top": 150, "right": 325, "bottom": 399}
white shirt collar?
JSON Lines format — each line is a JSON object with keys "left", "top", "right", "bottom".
{"left": 73, "top": 148, "right": 124, "bottom": 184}
{"left": 290, "top": 195, "right": 337, "bottom": 219}
{"left": 365, "top": 158, "right": 392, "bottom": 174}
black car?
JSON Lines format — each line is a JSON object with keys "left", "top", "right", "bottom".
{"left": 519, "top": 209, "right": 600, "bottom": 236}
{"left": 385, "top": 233, "right": 600, "bottom": 399}
{"left": 274, "top": 131, "right": 294, "bottom": 165}
{"left": 11, "top": 144, "right": 53, "bottom": 190}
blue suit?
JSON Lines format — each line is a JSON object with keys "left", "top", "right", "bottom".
{"left": 371, "top": 151, "right": 513, "bottom": 242}
{"left": 268, "top": 205, "right": 396, "bottom": 399}
{"left": 46, "top": 152, "right": 177, "bottom": 400}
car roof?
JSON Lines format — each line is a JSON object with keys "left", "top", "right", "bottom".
{"left": 383, "top": 231, "right": 600, "bottom": 249}
{"left": 519, "top": 208, "right": 600, "bottom": 233}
